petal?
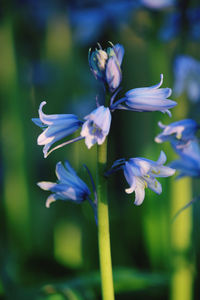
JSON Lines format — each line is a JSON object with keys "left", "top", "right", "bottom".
{"left": 125, "top": 186, "right": 136, "bottom": 194}
{"left": 63, "top": 160, "right": 77, "bottom": 176}
{"left": 157, "top": 151, "right": 167, "bottom": 165}
{"left": 96, "top": 107, "right": 111, "bottom": 133}
{"left": 55, "top": 161, "right": 90, "bottom": 195}
{"left": 146, "top": 177, "right": 162, "bottom": 194}
{"left": 63, "top": 161, "right": 91, "bottom": 194}
{"left": 55, "top": 161, "right": 71, "bottom": 183}
{"left": 126, "top": 74, "right": 164, "bottom": 96}
{"left": 45, "top": 194, "right": 58, "bottom": 208}
{"left": 126, "top": 87, "right": 171, "bottom": 98}
{"left": 38, "top": 125, "right": 77, "bottom": 144}
{"left": 113, "top": 44, "right": 124, "bottom": 66}
{"left": 125, "top": 177, "right": 137, "bottom": 194}
{"left": 131, "top": 158, "right": 151, "bottom": 175}
{"left": 43, "top": 144, "right": 51, "bottom": 158}
{"left": 38, "top": 101, "right": 80, "bottom": 126}
{"left": 158, "top": 121, "right": 166, "bottom": 129}
{"left": 125, "top": 97, "right": 176, "bottom": 110}
{"left": 134, "top": 185, "right": 145, "bottom": 205}
{"left": 155, "top": 133, "right": 171, "bottom": 143}
{"left": 37, "top": 181, "right": 57, "bottom": 191}
{"left": 85, "top": 134, "right": 97, "bottom": 149}
{"left": 106, "top": 56, "right": 121, "bottom": 91}
{"left": 32, "top": 118, "right": 45, "bottom": 128}
{"left": 155, "top": 165, "right": 175, "bottom": 177}
{"left": 37, "top": 123, "right": 80, "bottom": 150}
{"left": 124, "top": 162, "right": 137, "bottom": 192}
{"left": 96, "top": 132, "right": 107, "bottom": 145}
{"left": 80, "top": 119, "right": 90, "bottom": 137}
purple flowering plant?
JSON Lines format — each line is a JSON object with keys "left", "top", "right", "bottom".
{"left": 33, "top": 42, "right": 176, "bottom": 300}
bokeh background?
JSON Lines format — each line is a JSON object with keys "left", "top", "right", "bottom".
{"left": 0, "top": 0, "right": 200, "bottom": 299}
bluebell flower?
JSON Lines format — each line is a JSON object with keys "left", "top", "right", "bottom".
{"left": 155, "top": 119, "right": 199, "bottom": 147}
{"left": 37, "top": 161, "right": 91, "bottom": 208}
{"left": 111, "top": 74, "right": 176, "bottom": 116}
{"left": 88, "top": 43, "right": 124, "bottom": 92}
{"left": 108, "top": 151, "right": 175, "bottom": 205}
{"left": 173, "top": 55, "right": 200, "bottom": 103}
{"left": 81, "top": 105, "right": 111, "bottom": 149}
{"left": 170, "top": 140, "right": 200, "bottom": 178}
{"left": 32, "top": 101, "right": 82, "bottom": 158}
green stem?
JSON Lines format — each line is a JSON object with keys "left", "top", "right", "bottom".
{"left": 97, "top": 140, "right": 115, "bottom": 300}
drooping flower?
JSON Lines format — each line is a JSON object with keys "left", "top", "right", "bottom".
{"left": 88, "top": 43, "right": 124, "bottom": 92}
{"left": 80, "top": 105, "right": 111, "bottom": 149}
{"left": 155, "top": 119, "right": 199, "bottom": 147}
{"left": 108, "top": 151, "right": 175, "bottom": 205}
{"left": 37, "top": 161, "right": 91, "bottom": 208}
{"left": 32, "top": 101, "right": 82, "bottom": 158}
{"left": 111, "top": 74, "right": 176, "bottom": 116}
{"left": 173, "top": 55, "right": 200, "bottom": 103}
{"left": 170, "top": 140, "right": 200, "bottom": 178}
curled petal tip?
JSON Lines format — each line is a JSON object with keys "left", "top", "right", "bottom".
{"left": 125, "top": 187, "right": 135, "bottom": 194}
{"left": 158, "top": 121, "right": 165, "bottom": 128}
{"left": 45, "top": 196, "right": 56, "bottom": 208}
{"left": 154, "top": 136, "right": 162, "bottom": 143}
{"left": 157, "top": 73, "right": 163, "bottom": 88}
{"left": 40, "top": 100, "right": 47, "bottom": 108}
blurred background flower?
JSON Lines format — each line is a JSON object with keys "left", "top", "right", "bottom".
{"left": 173, "top": 55, "right": 200, "bottom": 103}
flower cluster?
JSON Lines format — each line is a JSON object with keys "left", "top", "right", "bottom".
{"left": 33, "top": 42, "right": 176, "bottom": 210}
{"left": 33, "top": 44, "right": 176, "bottom": 157}
{"left": 155, "top": 118, "right": 200, "bottom": 178}
{"left": 88, "top": 43, "right": 124, "bottom": 92}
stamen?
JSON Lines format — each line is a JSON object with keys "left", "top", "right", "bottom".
{"left": 151, "top": 170, "right": 161, "bottom": 175}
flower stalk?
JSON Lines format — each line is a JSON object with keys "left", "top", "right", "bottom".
{"left": 97, "top": 139, "right": 115, "bottom": 300}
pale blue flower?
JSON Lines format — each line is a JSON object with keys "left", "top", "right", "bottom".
{"left": 108, "top": 151, "right": 175, "bottom": 205}
{"left": 173, "top": 55, "right": 200, "bottom": 103}
{"left": 81, "top": 106, "right": 111, "bottom": 149}
{"left": 32, "top": 101, "right": 82, "bottom": 158}
{"left": 155, "top": 119, "right": 199, "bottom": 147}
{"left": 170, "top": 140, "right": 200, "bottom": 178}
{"left": 37, "top": 161, "right": 91, "bottom": 208}
{"left": 111, "top": 74, "right": 176, "bottom": 116}
{"left": 123, "top": 151, "right": 175, "bottom": 205}
{"left": 88, "top": 43, "right": 124, "bottom": 92}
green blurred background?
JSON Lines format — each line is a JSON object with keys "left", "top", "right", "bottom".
{"left": 0, "top": 1, "right": 200, "bottom": 299}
